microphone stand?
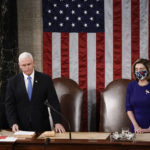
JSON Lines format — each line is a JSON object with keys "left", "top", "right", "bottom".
{"left": 45, "top": 100, "right": 72, "bottom": 140}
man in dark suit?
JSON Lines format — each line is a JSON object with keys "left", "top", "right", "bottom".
{"left": 5, "top": 52, "right": 65, "bottom": 132}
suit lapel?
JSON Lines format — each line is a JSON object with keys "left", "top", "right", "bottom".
{"left": 31, "top": 71, "right": 40, "bottom": 102}
{"left": 19, "top": 73, "right": 29, "bottom": 101}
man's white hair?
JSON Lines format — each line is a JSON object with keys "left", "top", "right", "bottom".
{"left": 18, "top": 52, "right": 33, "bottom": 63}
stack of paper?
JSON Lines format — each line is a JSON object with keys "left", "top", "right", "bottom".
{"left": 0, "top": 136, "right": 17, "bottom": 142}
{"left": 14, "top": 131, "right": 35, "bottom": 138}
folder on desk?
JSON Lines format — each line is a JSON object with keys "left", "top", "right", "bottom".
{"left": 135, "top": 133, "right": 150, "bottom": 142}
{"left": 38, "top": 132, "right": 110, "bottom": 140}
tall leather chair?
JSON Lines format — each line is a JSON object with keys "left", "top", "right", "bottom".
{"left": 53, "top": 77, "right": 84, "bottom": 132}
{"left": 99, "top": 79, "right": 132, "bottom": 132}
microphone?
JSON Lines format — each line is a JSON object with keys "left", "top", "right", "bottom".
{"left": 45, "top": 138, "right": 50, "bottom": 145}
{"left": 44, "top": 100, "right": 72, "bottom": 140}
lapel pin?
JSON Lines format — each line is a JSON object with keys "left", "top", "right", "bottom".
{"left": 145, "top": 89, "right": 150, "bottom": 94}
{"left": 35, "top": 80, "right": 38, "bottom": 83}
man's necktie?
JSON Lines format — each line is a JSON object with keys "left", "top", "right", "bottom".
{"left": 27, "top": 76, "right": 32, "bottom": 101}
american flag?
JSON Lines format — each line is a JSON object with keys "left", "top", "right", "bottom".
{"left": 42, "top": 0, "right": 150, "bottom": 131}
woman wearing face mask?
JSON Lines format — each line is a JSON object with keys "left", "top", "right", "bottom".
{"left": 126, "top": 58, "right": 150, "bottom": 133}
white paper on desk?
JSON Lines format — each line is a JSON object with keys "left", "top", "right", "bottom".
{"left": 14, "top": 131, "right": 35, "bottom": 136}
{"left": 0, "top": 137, "right": 17, "bottom": 142}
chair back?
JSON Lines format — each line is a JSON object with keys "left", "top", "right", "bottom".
{"left": 99, "top": 79, "right": 132, "bottom": 132}
{"left": 53, "top": 77, "right": 84, "bottom": 132}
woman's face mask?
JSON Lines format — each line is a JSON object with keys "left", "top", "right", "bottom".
{"left": 135, "top": 70, "right": 148, "bottom": 80}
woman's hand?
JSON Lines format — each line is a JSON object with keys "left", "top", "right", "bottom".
{"left": 134, "top": 126, "right": 143, "bottom": 134}
{"left": 141, "top": 127, "right": 150, "bottom": 133}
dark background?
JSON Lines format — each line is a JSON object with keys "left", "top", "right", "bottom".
{"left": 0, "top": 0, "right": 18, "bottom": 129}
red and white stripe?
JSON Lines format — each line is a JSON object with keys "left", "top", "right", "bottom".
{"left": 43, "top": 0, "right": 150, "bottom": 131}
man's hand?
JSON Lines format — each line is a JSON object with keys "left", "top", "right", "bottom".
{"left": 12, "top": 124, "right": 19, "bottom": 132}
{"left": 55, "top": 123, "right": 66, "bottom": 133}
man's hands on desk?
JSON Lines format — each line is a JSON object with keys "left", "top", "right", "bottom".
{"left": 12, "top": 124, "right": 19, "bottom": 132}
{"left": 12, "top": 123, "right": 66, "bottom": 133}
{"left": 55, "top": 123, "right": 66, "bottom": 133}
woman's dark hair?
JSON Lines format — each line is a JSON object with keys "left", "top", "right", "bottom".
{"left": 132, "top": 58, "right": 150, "bottom": 81}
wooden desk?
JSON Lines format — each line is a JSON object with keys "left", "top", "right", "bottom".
{"left": 0, "top": 142, "right": 14, "bottom": 150}
{"left": 0, "top": 132, "right": 150, "bottom": 150}
{"left": 14, "top": 139, "right": 150, "bottom": 150}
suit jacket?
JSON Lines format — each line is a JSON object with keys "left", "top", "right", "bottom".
{"left": 5, "top": 71, "right": 61, "bottom": 131}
